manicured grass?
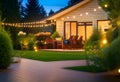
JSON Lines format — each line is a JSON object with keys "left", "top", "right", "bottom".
{"left": 14, "top": 50, "right": 86, "bottom": 61}
{"left": 65, "top": 65, "right": 107, "bottom": 73}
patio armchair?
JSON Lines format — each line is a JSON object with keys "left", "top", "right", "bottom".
{"left": 63, "top": 35, "right": 78, "bottom": 49}
{"left": 44, "top": 37, "right": 54, "bottom": 49}
{"left": 71, "top": 35, "right": 78, "bottom": 48}
{"left": 54, "top": 38, "right": 63, "bottom": 49}
{"left": 77, "top": 36, "right": 84, "bottom": 49}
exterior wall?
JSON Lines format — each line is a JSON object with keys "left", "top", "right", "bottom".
{"left": 55, "top": 0, "right": 108, "bottom": 38}
{"left": 56, "top": 19, "right": 64, "bottom": 37}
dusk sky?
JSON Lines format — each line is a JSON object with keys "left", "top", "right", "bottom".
{"left": 22, "top": 0, "right": 69, "bottom": 14}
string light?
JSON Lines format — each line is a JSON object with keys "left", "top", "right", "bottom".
{"left": 93, "top": 8, "right": 97, "bottom": 11}
{"left": 67, "top": 16, "right": 70, "bottom": 19}
{"left": 98, "top": 6, "right": 101, "bottom": 9}
{"left": 80, "top": 14, "right": 83, "bottom": 16}
{"left": 61, "top": 18, "right": 64, "bottom": 20}
{"left": 85, "top": 12, "right": 89, "bottom": 15}
{"left": 2, "top": 5, "right": 104, "bottom": 28}
{"left": 73, "top": 16, "right": 76, "bottom": 18}
{"left": 118, "top": 68, "right": 120, "bottom": 73}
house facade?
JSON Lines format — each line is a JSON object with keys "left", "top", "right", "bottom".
{"left": 44, "top": 0, "right": 110, "bottom": 40}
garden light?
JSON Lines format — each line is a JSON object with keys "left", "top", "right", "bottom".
{"left": 35, "top": 49, "right": 38, "bottom": 52}
{"left": 103, "top": 39, "right": 107, "bottom": 44}
{"left": 34, "top": 46, "right": 38, "bottom": 52}
{"left": 118, "top": 68, "right": 120, "bottom": 73}
{"left": 104, "top": 4, "right": 108, "bottom": 8}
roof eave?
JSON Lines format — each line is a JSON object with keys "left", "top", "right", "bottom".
{"left": 47, "top": 0, "right": 91, "bottom": 20}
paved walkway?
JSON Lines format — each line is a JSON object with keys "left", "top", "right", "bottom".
{"left": 0, "top": 59, "right": 120, "bottom": 82}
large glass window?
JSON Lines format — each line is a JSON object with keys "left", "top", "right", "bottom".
{"left": 78, "top": 22, "right": 93, "bottom": 40}
{"left": 64, "top": 22, "right": 93, "bottom": 40}
{"left": 65, "top": 22, "right": 70, "bottom": 39}
{"left": 64, "top": 21, "right": 77, "bottom": 39}
{"left": 71, "top": 22, "right": 77, "bottom": 36}
{"left": 97, "top": 20, "right": 110, "bottom": 33}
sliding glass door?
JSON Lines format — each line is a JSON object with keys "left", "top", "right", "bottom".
{"left": 64, "top": 21, "right": 77, "bottom": 39}
{"left": 78, "top": 22, "right": 93, "bottom": 40}
{"left": 64, "top": 21, "right": 93, "bottom": 40}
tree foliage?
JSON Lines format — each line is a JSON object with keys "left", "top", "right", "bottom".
{"left": 48, "top": 9, "right": 54, "bottom": 16}
{"left": 0, "top": 0, "right": 21, "bottom": 49}
{"left": 99, "top": 0, "right": 120, "bottom": 27}
{"left": 23, "top": 0, "right": 47, "bottom": 22}
{"left": 0, "top": 0, "right": 20, "bottom": 23}
{"left": 51, "top": 31, "right": 61, "bottom": 39}
{"left": 104, "top": 37, "right": 120, "bottom": 70}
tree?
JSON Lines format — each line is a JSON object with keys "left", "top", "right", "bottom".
{"left": 39, "top": 5, "right": 47, "bottom": 19}
{"left": 0, "top": 0, "right": 20, "bottom": 23}
{"left": 20, "top": 5, "right": 26, "bottom": 21}
{"left": 68, "top": 0, "right": 83, "bottom": 6}
{"left": 99, "top": 0, "right": 120, "bottom": 71}
{"left": 0, "top": 0, "right": 21, "bottom": 49}
{"left": 48, "top": 9, "right": 54, "bottom": 16}
{"left": 23, "top": 0, "right": 47, "bottom": 22}
{"left": 100, "top": 0, "right": 120, "bottom": 41}
{"left": 100, "top": 0, "right": 120, "bottom": 27}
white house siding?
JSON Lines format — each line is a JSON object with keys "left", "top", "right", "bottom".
{"left": 55, "top": 0, "right": 108, "bottom": 39}
{"left": 56, "top": 19, "right": 64, "bottom": 37}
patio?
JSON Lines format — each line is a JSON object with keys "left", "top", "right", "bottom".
{"left": 36, "top": 35, "right": 84, "bottom": 49}
{"left": 0, "top": 58, "right": 120, "bottom": 82}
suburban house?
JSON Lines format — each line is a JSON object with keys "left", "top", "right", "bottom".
{"left": 2, "top": 0, "right": 110, "bottom": 49}
{"left": 42, "top": 0, "right": 110, "bottom": 41}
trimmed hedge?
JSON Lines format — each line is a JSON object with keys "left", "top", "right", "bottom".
{"left": 0, "top": 29, "right": 13, "bottom": 69}
{"left": 104, "top": 37, "right": 120, "bottom": 70}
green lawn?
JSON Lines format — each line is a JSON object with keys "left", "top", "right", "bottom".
{"left": 14, "top": 50, "right": 86, "bottom": 62}
{"left": 14, "top": 50, "right": 107, "bottom": 73}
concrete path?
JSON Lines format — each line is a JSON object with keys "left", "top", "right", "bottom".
{"left": 0, "top": 59, "right": 120, "bottom": 82}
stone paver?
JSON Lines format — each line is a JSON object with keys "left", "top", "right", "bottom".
{"left": 0, "top": 58, "right": 120, "bottom": 82}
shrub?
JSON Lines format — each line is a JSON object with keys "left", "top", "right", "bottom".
{"left": 0, "top": 29, "right": 13, "bottom": 69}
{"left": 28, "top": 41, "right": 35, "bottom": 50}
{"left": 106, "top": 27, "right": 120, "bottom": 44}
{"left": 35, "top": 40, "right": 45, "bottom": 49}
{"left": 84, "top": 30, "right": 102, "bottom": 65}
{"left": 104, "top": 37, "right": 120, "bottom": 70}
{"left": 51, "top": 31, "right": 61, "bottom": 39}
{"left": 84, "top": 30, "right": 102, "bottom": 50}
{"left": 18, "top": 33, "right": 36, "bottom": 50}
{"left": 36, "top": 35, "right": 48, "bottom": 41}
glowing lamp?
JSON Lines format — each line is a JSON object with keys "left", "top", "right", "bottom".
{"left": 85, "top": 12, "right": 88, "bottom": 15}
{"left": 80, "top": 14, "right": 83, "bottom": 16}
{"left": 61, "top": 18, "right": 64, "bottom": 20}
{"left": 93, "top": 8, "right": 97, "bottom": 11}
{"left": 73, "top": 16, "right": 76, "bottom": 18}
{"left": 34, "top": 46, "right": 37, "bottom": 50}
{"left": 67, "top": 17, "right": 70, "bottom": 19}
{"left": 98, "top": 6, "right": 101, "bottom": 9}
{"left": 104, "top": 4, "right": 108, "bottom": 8}
{"left": 103, "top": 39, "right": 107, "bottom": 44}
{"left": 34, "top": 46, "right": 38, "bottom": 52}
{"left": 118, "top": 68, "right": 120, "bottom": 73}
{"left": 35, "top": 49, "right": 38, "bottom": 52}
